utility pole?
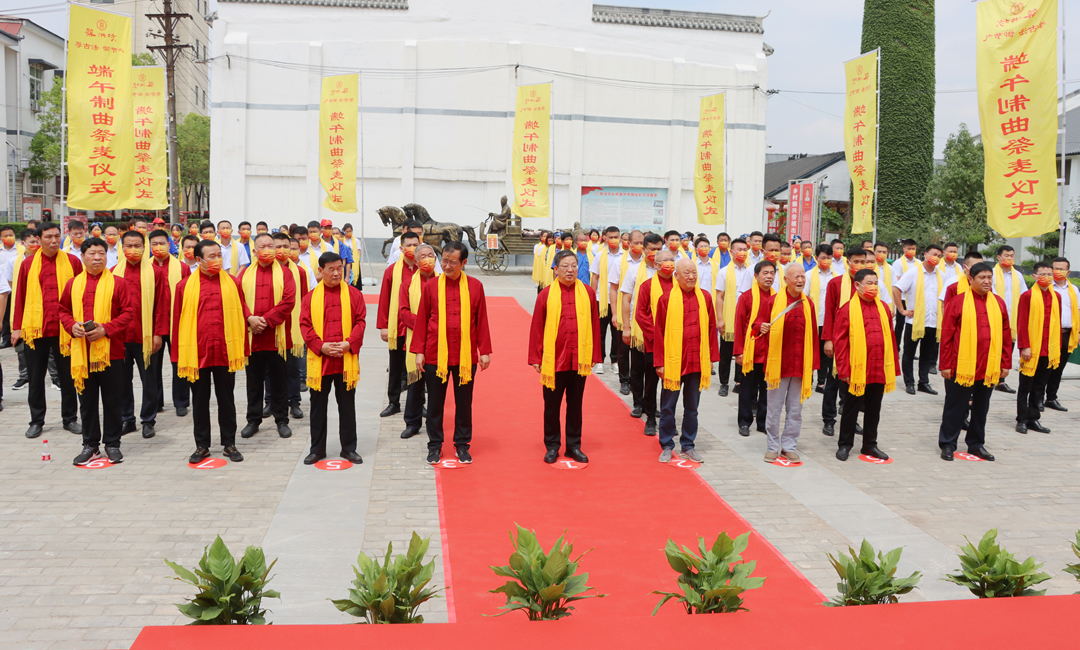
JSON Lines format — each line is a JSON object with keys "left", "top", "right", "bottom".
{"left": 147, "top": 0, "right": 190, "bottom": 223}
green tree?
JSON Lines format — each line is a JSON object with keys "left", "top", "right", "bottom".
{"left": 132, "top": 52, "right": 156, "bottom": 66}
{"left": 923, "top": 124, "right": 999, "bottom": 248}
{"left": 27, "top": 77, "right": 63, "bottom": 183}
{"left": 1025, "top": 230, "right": 1058, "bottom": 262}
{"left": 177, "top": 113, "right": 210, "bottom": 211}
{"left": 861, "top": 0, "right": 935, "bottom": 246}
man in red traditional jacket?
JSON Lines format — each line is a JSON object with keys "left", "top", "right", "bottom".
{"left": 1015, "top": 261, "right": 1062, "bottom": 434}
{"left": 411, "top": 242, "right": 493, "bottom": 465}
{"left": 528, "top": 250, "right": 601, "bottom": 464}
{"left": 397, "top": 243, "right": 439, "bottom": 439}
{"left": 733, "top": 260, "right": 777, "bottom": 436}
{"left": 60, "top": 238, "right": 134, "bottom": 465}
{"left": 821, "top": 248, "right": 873, "bottom": 438}
{"left": 377, "top": 231, "right": 421, "bottom": 418}
{"left": 630, "top": 247, "right": 676, "bottom": 436}
{"left": 240, "top": 233, "right": 297, "bottom": 440}
{"left": 150, "top": 229, "right": 191, "bottom": 417}
{"left": 937, "top": 262, "right": 1011, "bottom": 461}
{"left": 653, "top": 258, "right": 719, "bottom": 463}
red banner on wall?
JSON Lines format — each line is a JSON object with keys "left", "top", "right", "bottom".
{"left": 786, "top": 182, "right": 815, "bottom": 241}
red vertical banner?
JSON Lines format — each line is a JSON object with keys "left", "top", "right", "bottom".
{"left": 787, "top": 182, "right": 801, "bottom": 239}
{"left": 799, "top": 182, "right": 815, "bottom": 240}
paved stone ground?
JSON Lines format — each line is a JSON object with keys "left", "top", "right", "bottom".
{"left": 2, "top": 267, "right": 1080, "bottom": 649}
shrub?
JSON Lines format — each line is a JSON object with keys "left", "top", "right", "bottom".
{"left": 488, "top": 525, "right": 606, "bottom": 620}
{"left": 652, "top": 531, "right": 765, "bottom": 615}
{"left": 943, "top": 529, "right": 1050, "bottom": 598}
{"left": 329, "top": 532, "right": 441, "bottom": 624}
{"left": 164, "top": 536, "right": 279, "bottom": 625}
{"left": 824, "top": 540, "right": 920, "bottom": 606}
{"left": 1063, "top": 531, "right": 1080, "bottom": 593}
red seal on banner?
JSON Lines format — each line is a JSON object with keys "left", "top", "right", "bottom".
{"left": 858, "top": 454, "right": 894, "bottom": 465}
{"left": 187, "top": 458, "right": 228, "bottom": 470}
{"left": 315, "top": 459, "right": 353, "bottom": 471}
{"left": 78, "top": 458, "right": 116, "bottom": 470}
{"left": 549, "top": 457, "right": 588, "bottom": 470}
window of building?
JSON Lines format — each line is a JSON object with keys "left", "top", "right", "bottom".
{"left": 195, "top": 84, "right": 199, "bottom": 105}
{"left": 196, "top": 39, "right": 201, "bottom": 59}
{"left": 29, "top": 176, "right": 44, "bottom": 196}
{"left": 202, "top": 88, "right": 206, "bottom": 109}
{"left": 29, "top": 65, "right": 43, "bottom": 113}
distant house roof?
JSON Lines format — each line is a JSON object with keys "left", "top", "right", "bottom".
{"left": 1061, "top": 104, "right": 1080, "bottom": 156}
{"left": 763, "top": 152, "right": 846, "bottom": 199}
{"left": 0, "top": 20, "right": 22, "bottom": 37}
{"left": 218, "top": 0, "right": 407, "bottom": 7}
{"left": 592, "top": 4, "right": 764, "bottom": 33}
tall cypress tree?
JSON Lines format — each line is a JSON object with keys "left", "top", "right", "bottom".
{"left": 860, "top": 0, "right": 935, "bottom": 245}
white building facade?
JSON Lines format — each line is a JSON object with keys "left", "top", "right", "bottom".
{"left": 211, "top": 0, "right": 771, "bottom": 250}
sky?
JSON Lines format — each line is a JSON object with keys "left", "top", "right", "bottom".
{"left": 4, "top": 0, "right": 1078, "bottom": 158}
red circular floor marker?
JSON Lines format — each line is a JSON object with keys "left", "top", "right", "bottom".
{"left": 187, "top": 458, "right": 228, "bottom": 470}
{"left": 858, "top": 454, "right": 894, "bottom": 465}
{"left": 433, "top": 459, "right": 469, "bottom": 470}
{"left": 78, "top": 458, "right": 116, "bottom": 469}
{"left": 954, "top": 452, "right": 984, "bottom": 462}
{"left": 549, "top": 457, "right": 588, "bottom": 470}
{"left": 666, "top": 457, "right": 701, "bottom": 469}
{"left": 770, "top": 457, "right": 803, "bottom": 467}
{"left": 315, "top": 459, "right": 353, "bottom": 471}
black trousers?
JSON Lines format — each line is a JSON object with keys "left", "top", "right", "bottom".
{"left": 615, "top": 332, "right": 630, "bottom": 384}
{"left": 1045, "top": 329, "right": 1071, "bottom": 401}
{"left": 1, "top": 298, "right": 10, "bottom": 346}
{"left": 839, "top": 383, "right": 883, "bottom": 450}
{"left": 629, "top": 347, "right": 659, "bottom": 419}
{"left": 25, "top": 336, "right": 78, "bottom": 426}
{"left": 246, "top": 350, "right": 287, "bottom": 425}
{"left": 902, "top": 327, "right": 938, "bottom": 386}
{"left": 16, "top": 339, "right": 27, "bottom": 381}
{"left": 80, "top": 363, "right": 123, "bottom": 449}
{"left": 155, "top": 335, "right": 190, "bottom": 410}
{"left": 308, "top": 373, "right": 357, "bottom": 456}
{"left": 190, "top": 366, "right": 236, "bottom": 449}
{"left": 717, "top": 338, "right": 744, "bottom": 387}
{"left": 543, "top": 370, "right": 587, "bottom": 452}
{"left": 820, "top": 327, "right": 845, "bottom": 425}
{"left": 122, "top": 342, "right": 161, "bottom": 426}
{"left": 387, "top": 336, "right": 406, "bottom": 406}
{"left": 1017, "top": 356, "right": 1050, "bottom": 423}
{"left": 939, "top": 378, "right": 993, "bottom": 449}
{"left": 894, "top": 307, "right": 907, "bottom": 356}
{"left": 266, "top": 353, "right": 302, "bottom": 408}
{"left": 403, "top": 378, "right": 426, "bottom": 430}
{"left": 425, "top": 363, "right": 476, "bottom": 450}
{"left": 737, "top": 362, "right": 768, "bottom": 428}
{"left": 598, "top": 314, "right": 612, "bottom": 362}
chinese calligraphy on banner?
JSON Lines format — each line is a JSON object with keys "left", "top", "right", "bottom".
{"left": 694, "top": 94, "right": 725, "bottom": 225}
{"left": 131, "top": 66, "right": 167, "bottom": 210}
{"left": 976, "top": 0, "right": 1058, "bottom": 238}
{"left": 843, "top": 50, "right": 878, "bottom": 235}
{"left": 786, "top": 181, "right": 815, "bottom": 240}
{"left": 319, "top": 74, "right": 358, "bottom": 213}
{"left": 510, "top": 83, "right": 551, "bottom": 220}
{"left": 67, "top": 5, "right": 134, "bottom": 210}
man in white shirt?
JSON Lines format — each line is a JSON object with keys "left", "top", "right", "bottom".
{"left": 663, "top": 230, "right": 688, "bottom": 261}
{"left": 589, "top": 226, "right": 622, "bottom": 376}
{"left": 214, "top": 219, "right": 251, "bottom": 275}
{"left": 992, "top": 245, "right": 1027, "bottom": 394}
{"left": 1044, "top": 256, "right": 1077, "bottom": 412}
{"left": 62, "top": 219, "right": 87, "bottom": 261}
{"left": 608, "top": 229, "right": 643, "bottom": 395}
{"left": 621, "top": 232, "right": 664, "bottom": 425}
{"left": 891, "top": 238, "right": 919, "bottom": 340}
{"left": 714, "top": 237, "right": 753, "bottom": 397}
{"left": 103, "top": 225, "right": 121, "bottom": 268}
{"left": 804, "top": 243, "right": 838, "bottom": 391}
{"left": 0, "top": 225, "right": 19, "bottom": 348}
{"left": 386, "top": 219, "right": 443, "bottom": 273}
{"left": 872, "top": 242, "right": 895, "bottom": 309}
{"left": 892, "top": 244, "right": 944, "bottom": 395}
{"left": 747, "top": 231, "right": 764, "bottom": 266}
{"left": 940, "top": 242, "right": 960, "bottom": 282}
{"left": 0, "top": 271, "right": 9, "bottom": 408}
{"left": 693, "top": 236, "right": 714, "bottom": 292}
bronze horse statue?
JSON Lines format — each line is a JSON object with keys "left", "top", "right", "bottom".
{"left": 377, "top": 204, "right": 478, "bottom": 258}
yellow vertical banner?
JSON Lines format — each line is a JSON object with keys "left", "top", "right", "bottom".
{"left": 319, "top": 74, "right": 358, "bottom": 213}
{"left": 66, "top": 5, "right": 134, "bottom": 210}
{"left": 976, "top": 0, "right": 1059, "bottom": 238}
{"left": 131, "top": 66, "right": 168, "bottom": 210}
{"left": 694, "top": 93, "right": 725, "bottom": 225}
{"left": 510, "top": 83, "right": 551, "bottom": 220}
{"left": 843, "top": 50, "right": 878, "bottom": 235}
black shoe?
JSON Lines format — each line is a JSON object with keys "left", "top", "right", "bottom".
{"left": 223, "top": 446, "right": 244, "bottom": 462}
{"left": 427, "top": 448, "right": 441, "bottom": 465}
{"left": 290, "top": 406, "right": 303, "bottom": 420}
{"left": 1027, "top": 420, "right": 1051, "bottom": 434}
{"left": 400, "top": 427, "right": 420, "bottom": 439}
{"left": 941, "top": 445, "right": 955, "bottom": 462}
{"left": 996, "top": 383, "right": 1016, "bottom": 394}
{"left": 380, "top": 403, "right": 401, "bottom": 418}
{"left": 815, "top": 384, "right": 824, "bottom": 394}
{"left": 64, "top": 421, "right": 82, "bottom": 435}
{"left": 73, "top": 446, "right": 100, "bottom": 466}
{"left": 655, "top": 409, "right": 661, "bottom": 419}
{"left": 1045, "top": 399, "right": 1068, "bottom": 412}
{"left": 822, "top": 424, "right": 835, "bottom": 437}
{"left": 12, "top": 377, "right": 28, "bottom": 390}
{"left": 643, "top": 419, "right": 657, "bottom": 436}
{"left": 121, "top": 420, "right": 137, "bottom": 435}
{"left": 240, "top": 423, "right": 259, "bottom": 439}
{"left": 756, "top": 424, "right": 766, "bottom": 434}
{"left": 304, "top": 453, "right": 324, "bottom": 465}
{"left": 855, "top": 423, "right": 863, "bottom": 435}
{"left": 718, "top": 384, "right": 729, "bottom": 397}
{"left": 732, "top": 383, "right": 742, "bottom": 394}
{"left": 277, "top": 423, "right": 292, "bottom": 439}
{"left": 905, "top": 383, "right": 916, "bottom": 395}
{"left": 619, "top": 382, "right": 631, "bottom": 395}
{"left": 961, "top": 418, "right": 970, "bottom": 431}
{"left": 188, "top": 448, "right": 210, "bottom": 464}
{"left": 25, "top": 423, "right": 43, "bottom": 439}
{"left": 544, "top": 449, "right": 558, "bottom": 464}
{"left": 340, "top": 450, "right": 363, "bottom": 464}
{"left": 455, "top": 447, "right": 473, "bottom": 464}
{"left": 141, "top": 424, "right": 155, "bottom": 439}
{"left": 631, "top": 406, "right": 643, "bottom": 419}
{"left": 738, "top": 426, "right": 750, "bottom": 437}
{"left": 1015, "top": 421, "right": 1028, "bottom": 434}
{"left": 158, "top": 406, "right": 166, "bottom": 414}
{"left": 262, "top": 404, "right": 271, "bottom": 418}
{"left": 836, "top": 446, "right": 851, "bottom": 461}
{"left": 567, "top": 448, "right": 589, "bottom": 463}
{"left": 176, "top": 406, "right": 189, "bottom": 417}
{"left": 861, "top": 446, "right": 889, "bottom": 461}
{"left": 967, "top": 446, "right": 995, "bottom": 461}
{"left": 917, "top": 383, "right": 938, "bottom": 396}
{"left": 929, "top": 363, "right": 938, "bottom": 375}
{"left": 105, "top": 447, "right": 123, "bottom": 463}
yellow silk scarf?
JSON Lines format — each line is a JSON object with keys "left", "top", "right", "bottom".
{"left": 306, "top": 282, "right": 360, "bottom": 391}
{"left": 765, "top": 290, "right": 815, "bottom": 402}
{"left": 847, "top": 297, "right": 896, "bottom": 397}
{"left": 741, "top": 283, "right": 773, "bottom": 374}
{"left": 662, "top": 286, "right": 710, "bottom": 392}
{"left": 386, "top": 258, "right": 406, "bottom": 350}
{"left": 531, "top": 243, "right": 545, "bottom": 284}
{"left": 1020, "top": 286, "right": 1061, "bottom": 376}
{"left": 807, "top": 265, "right": 830, "bottom": 313}
{"left": 113, "top": 258, "right": 156, "bottom": 367}
{"left": 629, "top": 261, "right": 652, "bottom": 351}
{"left": 721, "top": 262, "right": 743, "bottom": 342}
{"left": 284, "top": 261, "right": 305, "bottom": 357}
{"left": 911, "top": 265, "right": 944, "bottom": 342}
{"left": 9, "top": 249, "right": 26, "bottom": 329}
{"left": 994, "top": 264, "right": 1021, "bottom": 331}
{"left": 69, "top": 270, "right": 115, "bottom": 393}
{"left": 708, "top": 255, "right": 721, "bottom": 304}
{"left": 177, "top": 272, "right": 248, "bottom": 382}
{"left": 437, "top": 272, "right": 473, "bottom": 385}
{"left": 956, "top": 290, "right": 1003, "bottom": 387}
{"left": 613, "top": 252, "right": 633, "bottom": 328}
{"left": 956, "top": 274, "right": 970, "bottom": 295}
{"left": 878, "top": 263, "right": 893, "bottom": 294}
{"left": 540, "top": 280, "right": 593, "bottom": 389}
{"left": 539, "top": 245, "right": 557, "bottom": 288}
{"left": 596, "top": 247, "right": 612, "bottom": 318}
{"left": 241, "top": 262, "right": 287, "bottom": 358}
{"left": 1064, "top": 283, "right": 1080, "bottom": 353}
{"left": 404, "top": 271, "right": 429, "bottom": 385}
{"left": 219, "top": 240, "right": 241, "bottom": 277}
{"left": 22, "top": 249, "right": 75, "bottom": 353}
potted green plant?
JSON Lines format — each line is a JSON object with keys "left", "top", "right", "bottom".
{"left": 824, "top": 540, "right": 920, "bottom": 606}
{"left": 164, "top": 536, "right": 279, "bottom": 625}
{"left": 943, "top": 529, "right": 1050, "bottom": 597}
{"left": 329, "top": 532, "right": 441, "bottom": 623}
{"left": 1062, "top": 531, "right": 1080, "bottom": 593}
{"left": 652, "top": 531, "right": 765, "bottom": 614}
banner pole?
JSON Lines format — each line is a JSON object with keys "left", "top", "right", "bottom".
{"left": 549, "top": 85, "right": 555, "bottom": 232}
{"left": 359, "top": 71, "right": 372, "bottom": 285}
{"left": 871, "top": 47, "right": 881, "bottom": 244}
{"left": 59, "top": 1, "right": 69, "bottom": 223}
{"left": 1059, "top": 0, "right": 1068, "bottom": 253}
